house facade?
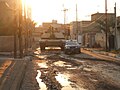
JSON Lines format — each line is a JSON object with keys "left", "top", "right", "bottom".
{"left": 70, "top": 21, "right": 81, "bottom": 40}
{"left": 82, "top": 12, "right": 116, "bottom": 48}
{"left": 70, "top": 21, "right": 92, "bottom": 46}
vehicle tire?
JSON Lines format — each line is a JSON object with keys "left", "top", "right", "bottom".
{"left": 40, "top": 46, "right": 45, "bottom": 51}
{"left": 79, "top": 49, "right": 81, "bottom": 53}
{"left": 64, "top": 50, "right": 68, "bottom": 54}
{"left": 61, "top": 46, "right": 64, "bottom": 51}
{"left": 77, "top": 49, "right": 81, "bottom": 54}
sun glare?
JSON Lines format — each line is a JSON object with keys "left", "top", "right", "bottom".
{"left": 22, "top": 0, "right": 32, "bottom": 6}
{"left": 22, "top": 0, "right": 120, "bottom": 26}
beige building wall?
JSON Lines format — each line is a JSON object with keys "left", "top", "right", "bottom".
{"left": 91, "top": 13, "right": 114, "bottom": 21}
{"left": 70, "top": 21, "right": 84, "bottom": 40}
{"left": 0, "top": 2, "right": 14, "bottom": 27}
{"left": 81, "top": 13, "right": 116, "bottom": 48}
{"left": 0, "top": 36, "right": 14, "bottom": 52}
{"left": 33, "top": 20, "right": 67, "bottom": 41}
{"left": 0, "top": 0, "right": 19, "bottom": 7}
{"left": 95, "top": 33, "right": 106, "bottom": 48}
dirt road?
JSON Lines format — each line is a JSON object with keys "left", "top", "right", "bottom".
{"left": 0, "top": 48, "right": 120, "bottom": 90}
{"left": 19, "top": 48, "right": 120, "bottom": 90}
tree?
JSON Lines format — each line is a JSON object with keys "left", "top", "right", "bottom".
{"left": 96, "top": 16, "right": 115, "bottom": 35}
{"left": 96, "top": 16, "right": 120, "bottom": 50}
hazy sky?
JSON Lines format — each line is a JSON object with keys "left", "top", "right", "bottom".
{"left": 25, "top": 0, "right": 120, "bottom": 25}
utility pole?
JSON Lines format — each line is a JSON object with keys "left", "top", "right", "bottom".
{"left": 105, "top": 0, "right": 108, "bottom": 51}
{"left": 19, "top": 0, "right": 23, "bottom": 58}
{"left": 62, "top": 5, "right": 68, "bottom": 39}
{"left": 76, "top": 4, "right": 78, "bottom": 41}
{"left": 26, "top": 6, "right": 32, "bottom": 48}
{"left": 24, "top": 0, "right": 28, "bottom": 55}
{"left": 63, "top": 9, "right": 68, "bottom": 25}
{"left": 13, "top": 2, "right": 17, "bottom": 58}
{"left": 114, "top": 3, "right": 118, "bottom": 50}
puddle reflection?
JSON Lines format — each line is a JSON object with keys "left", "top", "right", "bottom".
{"left": 45, "top": 47, "right": 61, "bottom": 50}
{"left": 35, "top": 55, "right": 47, "bottom": 59}
{"left": 38, "top": 62, "right": 48, "bottom": 68}
{"left": 55, "top": 73, "right": 87, "bottom": 90}
{"left": 54, "top": 61, "right": 71, "bottom": 67}
{"left": 34, "top": 48, "right": 41, "bottom": 55}
{"left": 55, "top": 73, "right": 73, "bottom": 90}
{"left": 36, "top": 70, "right": 47, "bottom": 90}
{"left": 67, "top": 67, "right": 78, "bottom": 70}
{"left": 83, "top": 68, "right": 92, "bottom": 72}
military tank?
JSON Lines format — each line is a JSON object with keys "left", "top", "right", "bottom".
{"left": 39, "top": 26, "right": 65, "bottom": 51}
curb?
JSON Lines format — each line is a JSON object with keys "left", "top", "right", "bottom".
{"left": 0, "top": 59, "right": 29, "bottom": 90}
{"left": 10, "top": 60, "right": 29, "bottom": 90}
{"left": 83, "top": 48, "right": 120, "bottom": 59}
{"left": 82, "top": 48, "right": 120, "bottom": 64}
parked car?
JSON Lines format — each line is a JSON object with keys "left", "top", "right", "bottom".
{"left": 64, "top": 40, "right": 81, "bottom": 54}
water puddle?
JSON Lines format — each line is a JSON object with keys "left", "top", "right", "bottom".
{"left": 35, "top": 55, "right": 47, "bottom": 59}
{"left": 45, "top": 47, "right": 61, "bottom": 50}
{"left": 38, "top": 61, "right": 48, "bottom": 68}
{"left": 55, "top": 73, "right": 86, "bottom": 90}
{"left": 83, "top": 68, "right": 92, "bottom": 72}
{"left": 34, "top": 48, "right": 41, "bottom": 55}
{"left": 36, "top": 61, "right": 86, "bottom": 90}
{"left": 55, "top": 73, "right": 74, "bottom": 90}
{"left": 67, "top": 67, "right": 78, "bottom": 70}
{"left": 89, "top": 78, "right": 98, "bottom": 82}
{"left": 36, "top": 70, "right": 47, "bottom": 90}
{"left": 53, "top": 61, "right": 72, "bottom": 67}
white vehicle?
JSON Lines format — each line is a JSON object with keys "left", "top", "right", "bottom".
{"left": 64, "top": 40, "right": 81, "bottom": 54}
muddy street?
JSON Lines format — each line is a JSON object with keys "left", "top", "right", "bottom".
{"left": 19, "top": 48, "right": 120, "bottom": 90}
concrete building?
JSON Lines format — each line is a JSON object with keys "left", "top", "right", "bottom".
{"left": 70, "top": 21, "right": 80, "bottom": 39}
{"left": 42, "top": 20, "right": 65, "bottom": 32}
{"left": 32, "top": 20, "right": 69, "bottom": 44}
{"left": 81, "top": 12, "right": 116, "bottom": 48}
{"left": 70, "top": 21, "right": 91, "bottom": 46}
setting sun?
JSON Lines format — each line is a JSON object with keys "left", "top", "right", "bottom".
{"left": 23, "top": 0, "right": 120, "bottom": 26}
